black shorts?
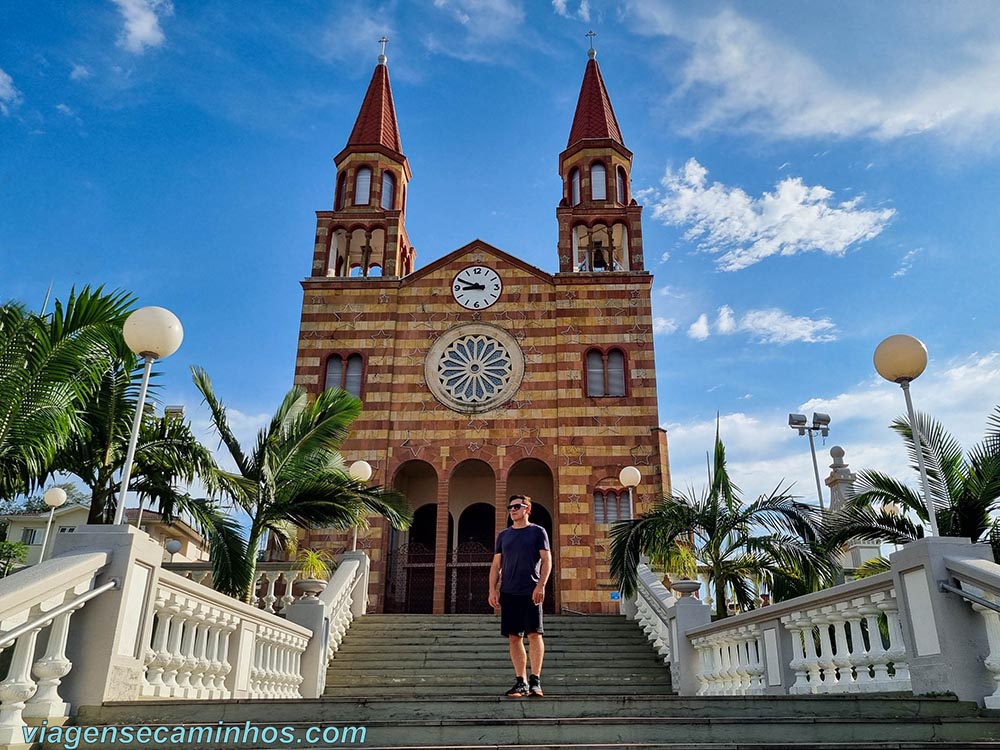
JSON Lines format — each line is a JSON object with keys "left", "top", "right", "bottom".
{"left": 500, "top": 593, "right": 544, "bottom": 637}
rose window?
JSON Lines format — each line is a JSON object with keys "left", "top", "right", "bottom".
{"left": 438, "top": 335, "right": 513, "bottom": 403}
{"left": 425, "top": 324, "right": 524, "bottom": 413}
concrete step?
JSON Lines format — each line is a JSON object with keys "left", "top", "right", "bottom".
{"left": 53, "top": 712, "right": 1000, "bottom": 749}
{"left": 323, "top": 670, "right": 674, "bottom": 687}
{"left": 79, "top": 695, "right": 990, "bottom": 725}
{"left": 328, "top": 657, "right": 664, "bottom": 670}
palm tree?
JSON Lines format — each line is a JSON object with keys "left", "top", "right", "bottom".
{"left": 610, "top": 430, "right": 834, "bottom": 618}
{"left": 825, "top": 408, "right": 1000, "bottom": 550}
{"left": 52, "top": 339, "right": 217, "bottom": 524}
{"left": 192, "top": 366, "right": 411, "bottom": 602}
{"left": 0, "top": 287, "right": 134, "bottom": 499}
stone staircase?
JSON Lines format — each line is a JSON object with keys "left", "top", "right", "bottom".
{"left": 70, "top": 614, "right": 1000, "bottom": 749}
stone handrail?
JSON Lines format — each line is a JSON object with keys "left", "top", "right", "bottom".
{"left": 628, "top": 564, "right": 912, "bottom": 697}
{"left": 688, "top": 571, "right": 910, "bottom": 696}
{"left": 0, "top": 552, "right": 110, "bottom": 748}
{"left": 945, "top": 556, "right": 1000, "bottom": 708}
{"left": 144, "top": 568, "right": 311, "bottom": 700}
{"left": 163, "top": 561, "right": 313, "bottom": 613}
{"left": 285, "top": 551, "right": 370, "bottom": 699}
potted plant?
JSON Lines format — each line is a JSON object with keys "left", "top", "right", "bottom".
{"left": 295, "top": 548, "right": 334, "bottom": 597}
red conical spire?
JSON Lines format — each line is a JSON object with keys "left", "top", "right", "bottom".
{"left": 346, "top": 57, "right": 403, "bottom": 156}
{"left": 567, "top": 51, "right": 624, "bottom": 148}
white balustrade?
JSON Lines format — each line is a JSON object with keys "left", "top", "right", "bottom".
{"left": 0, "top": 552, "right": 109, "bottom": 748}
{"left": 146, "top": 569, "right": 310, "bottom": 700}
{"left": 164, "top": 562, "right": 303, "bottom": 613}
{"left": 944, "top": 558, "right": 1000, "bottom": 709}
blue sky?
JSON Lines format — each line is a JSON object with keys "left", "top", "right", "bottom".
{"left": 3, "top": 0, "right": 999, "bottom": 510}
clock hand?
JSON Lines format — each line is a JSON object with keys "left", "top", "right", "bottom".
{"left": 462, "top": 283, "right": 486, "bottom": 291}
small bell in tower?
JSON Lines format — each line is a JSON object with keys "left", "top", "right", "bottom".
{"left": 592, "top": 242, "right": 607, "bottom": 270}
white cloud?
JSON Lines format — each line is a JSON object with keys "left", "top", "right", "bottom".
{"left": 0, "top": 68, "right": 22, "bottom": 115}
{"left": 629, "top": 3, "right": 1000, "bottom": 145}
{"left": 664, "top": 352, "right": 1000, "bottom": 510}
{"left": 55, "top": 104, "right": 75, "bottom": 116}
{"left": 553, "top": 0, "right": 589, "bottom": 21}
{"left": 111, "top": 0, "right": 174, "bottom": 54}
{"left": 893, "top": 248, "right": 922, "bottom": 279}
{"left": 715, "top": 304, "right": 735, "bottom": 333}
{"left": 433, "top": 0, "right": 523, "bottom": 35}
{"left": 688, "top": 313, "right": 709, "bottom": 340}
{"left": 651, "top": 158, "right": 894, "bottom": 271}
{"left": 652, "top": 317, "right": 678, "bottom": 335}
{"left": 70, "top": 64, "right": 92, "bottom": 81}
{"left": 739, "top": 309, "right": 837, "bottom": 345}
{"left": 659, "top": 249, "right": 671, "bottom": 262}
{"left": 689, "top": 305, "right": 838, "bottom": 344}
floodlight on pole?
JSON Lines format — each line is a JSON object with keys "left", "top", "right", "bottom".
{"left": 788, "top": 412, "right": 831, "bottom": 510}
{"left": 619, "top": 465, "right": 641, "bottom": 520}
{"left": 349, "top": 460, "right": 373, "bottom": 551}
{"left": 873, "top": 334, "right": 938, "bottom": 536}
{"left": 40, "top": 486, "right": 68, "bottom": 563}
{"left": 115, "top": 307, "right": 184, "bottom": 526}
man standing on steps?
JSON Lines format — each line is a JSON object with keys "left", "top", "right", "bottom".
{"left": 488, "top": 494, "right": 551, "bottom": 698}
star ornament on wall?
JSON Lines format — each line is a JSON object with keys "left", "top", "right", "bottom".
{"left": 513, "top": 427, "right": 544, "bottom": 456}
{"left": 630, "top": 444, "right": 654, "bottom": 466}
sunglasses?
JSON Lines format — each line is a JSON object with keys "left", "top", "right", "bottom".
{"left": 507, "top": 504, "right": 527, "bottom": 511}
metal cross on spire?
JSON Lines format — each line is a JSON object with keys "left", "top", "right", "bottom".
{"left": 586, "top": 30, "right": 597, "bottom": 59}
{"left": 378, "top": 36, "right": 389, "bottom": 65}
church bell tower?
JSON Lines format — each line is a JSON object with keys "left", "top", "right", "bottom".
{"left": 556, "top": 41, "right": 644, "bottom": 274}
{"left": 310, "top": 39, "right": 415, "bottom": 280}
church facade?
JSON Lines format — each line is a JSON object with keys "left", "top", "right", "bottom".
{"left": 293, "top": 47, "right": 671, "bottom": 615}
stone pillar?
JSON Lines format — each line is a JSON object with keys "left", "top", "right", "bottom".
{"left": 890, "top": 536, "right": 995, "bottom": 702}
{"left": 825, "top": 446, "right": 880, "bottom": 573}
{"left": 50, "top": 525, "right": 164, "bottom": 709}
{"left": 669, "top": 595, "right": 711, "bottom": 696}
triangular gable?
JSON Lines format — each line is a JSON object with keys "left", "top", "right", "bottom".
{"left": 402, "top": 239, "right": 554, "bottom": 287}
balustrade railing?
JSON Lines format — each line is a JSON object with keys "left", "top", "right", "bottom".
{"left": 144, "top": 568, "right": 311, "bottom": 700}
{"left": 629, "top": 564, "right": 913, "bottom": 697}
{"left": 0, "top": 552, "right": 110, "bottom": 748}
{"left": 944, "top": 557, "right": 1000, "bottom": 709}
{"left": 163, "top": 562, "right": 310, "bottom": 613}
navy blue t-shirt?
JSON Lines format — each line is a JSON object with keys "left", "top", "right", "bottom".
{"left": 494, "top": 523, "right": 550, "bottom": 595}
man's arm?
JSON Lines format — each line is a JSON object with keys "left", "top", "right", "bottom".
{"left": 488, "top": 552, "right": 502, "bottom": 609}
{"left": 533, "top": 549, "right": 552, "bottom": 605}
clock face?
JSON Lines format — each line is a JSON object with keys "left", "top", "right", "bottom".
{"left": 452, "top": 265, "right": 502, "bottom": 310}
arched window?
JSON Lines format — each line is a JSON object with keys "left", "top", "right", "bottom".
{"left": 381, "top": 171, "right": 395, "bottom": 209}
{"left": 594, "top": 489, "right": 630, "bottom": 524}
{"left": 326, "top": 353, "right": 364, "bottom": 397}
{"left": 570, "top": 168, "right": 581, "bottom": 205}
{"left": 607, "top": 349, "right": 625, "bottom": 396}
{"left": 354, "top": 167, "right": 371, "bottom": 205}
{"left": 617, "top": 166, "right": 627, "bottom": 204}
{"left": 591, "top": 162, "right": 606, "bottom": 201}
{"left": 335, "top": 173, "right": 347, "bottom": 210}
{"left": 586, "top": 350, "right": 605, "bottom": 396}
{"left": 584, "top": 348, "right": 628, "bottom": 397}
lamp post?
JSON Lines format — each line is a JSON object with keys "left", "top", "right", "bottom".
{"left": 788, "top": 412, "right": 831, "bottom": 510}
{"left": 349, "top": 460, "right": 373, "bottom": 551}
{"left": 873, "top": 334, "right": 938, "bottom": 536}
{"left": 39, "top": 486, "right": 67, "bottom": 563}
{"left": 619, "top": 465, "right": 640, "bottom": 520}
{"left": 114, "top": 307, "right": 184, "bottom": 526}
{"left": 164, "top": 539, "right": 182, "bottom": 562}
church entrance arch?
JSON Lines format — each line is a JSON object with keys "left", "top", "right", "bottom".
{"left": 447, "top": 460, "right": 496, "bottom": 613}
{"left": 506, "top": 458, "right": 556, "bottom": 613}
{"left": 385, "top": 460, "right": 447, "bottom": 614}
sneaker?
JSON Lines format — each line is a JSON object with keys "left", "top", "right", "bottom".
{"left": 528, "top": 674, "right": 544, "bottom": 698}
{"left": 504, "top": 678, "right": 529, "bottom": 698}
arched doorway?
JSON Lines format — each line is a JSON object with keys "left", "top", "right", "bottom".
{"left": 386, "top": 461, "right": 445, "bottom": 613}
{"left": 507, "top": 458, "right": 557, "bottom": 613}
{"left": 447, "top": 460, "right": 496, "bottom": 613}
